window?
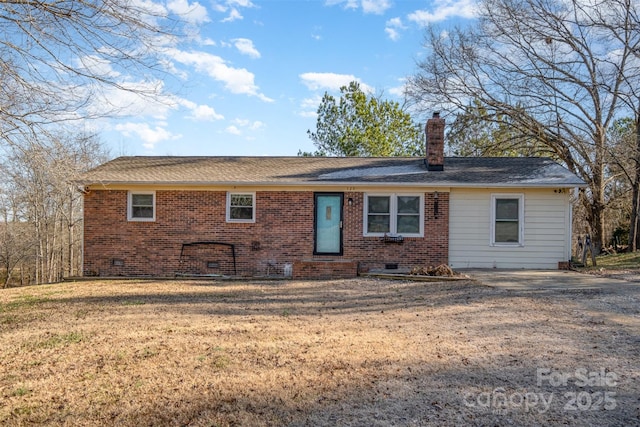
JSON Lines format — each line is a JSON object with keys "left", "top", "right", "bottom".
{"left": 128, "top": 191, "right": 155, "bottom": 221}
{"left": 491, "top": 194, "right": 524, "bottom": 246}
{"left": 364, "top": 194, "right": 423, "bottom": 237}
{"left": 227, "top": 192, "right": 255, "bottom": 222}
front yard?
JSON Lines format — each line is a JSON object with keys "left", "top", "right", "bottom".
{"left": 0, "top": 277, "right": 638, "bottom": 426}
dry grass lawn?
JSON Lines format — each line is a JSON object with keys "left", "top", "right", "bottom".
{"left": 0, "top": 277, "right": 638, "bottom": 426}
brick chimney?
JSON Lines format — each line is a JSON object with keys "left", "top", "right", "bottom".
{"left": 426, "top": 112, "right": 445, "bottom": 171}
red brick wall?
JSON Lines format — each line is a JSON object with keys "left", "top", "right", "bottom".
{"left": 342, "top": 191, "right": 449, "bottom": 273}
{"left": 426, "top": 114, "right": 445, "bottom": 170}
{"left": 292, "top": 260, "right": 358, "bottom": 280}
{"left": 83, "top": 189, "right": 449, "bottom": 278}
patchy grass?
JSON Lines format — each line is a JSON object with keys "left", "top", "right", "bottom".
{"left": 11, "top": 387, "right": 31, "bottom": 397}
{"left": 592, "top": 251, "right": 640, "bottom": 270}
{"left": 0, "top": 294, "right": 50, "bottom": 312}
{"left": 0, "top": 278, "right": 638, "bottom": 426}
{"left": 578, "top": 252, "right": 640, "bottom": 281}
{"left": 121, "top": 299, "right": 146, "bottom": 306}
{"left": 32, "top": 331, "right": 86, "bottom": 349}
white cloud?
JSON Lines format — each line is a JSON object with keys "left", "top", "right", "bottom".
{"left": 388, "top": 79, "right": 407, "bottom": 98}
{"left": 297, "top": 95, "right": 322, "bottom": 118}
{"left": 362, "top": 0, "right": 391, "bottom": 15}
{"left": 298, "top": 110, "right": 317, "bottom": 119}
{"left": 115, "top": 122, "right": 181, "bottom": 149}
{"left": 87, "top": 80, "right": 176, "bottom": 119}
{"left": 325, "top": 0, "right": 390, "bottom": 14}
{"left": 228, "top": 0, "right": 255, "bottom": 6}
{"left": 212, "top": 3, "right": 227, "bottom": 12}
{"left": 132, "top": 0, "right": 168, "bottom": 15}
{"left": 225, "top": 125, "right": 242, "bottom": 135}
{"left": 191, "top": 104, "right": 224, "bottom": 121}
{"left": 301, "top": 95, "right": 322, "bottom": 109}
{"left": 387, "top": 17, "right": 403, "bottom": 27}
{"left": 325, "top": 0, "right": 358, "bottom": 11}
{"left": 236, "top": 118, "right": 264, "bottom": 130}
{"left": 167, "top": 0, "right": 209, "bottom": 24}
{"left": 385, "top": 27, "right": 400, "bottom": 41}
{"left": 159, "top": 58, "right": 189, "bottom": 80}
{"left": 225, "top": 118, "right": 265, "bottom": 136}
{"left": 93, "top": 80, "right": 226, "bottom": 124}
{"left": 165, "top": 48, "right": 273, "bottom": 101}
{"left": 311, "top": 26, "right": 323, "bottom": 40}
{"left": 407, "top": 0, "right": 478, "bottom": 25}
{"left": 129, "top": 0, "right": 168, "bottom": 25}
{"left": 299, "top": 72, "right": 373, "bottom": 93}
{"left": 75, "top": 55, "right": 121, "bottom": 79}
{"left": 213, "top": 0, "right": 255, "bottom": 22}
{"left": 385, "top": 17, "right": 406, "bottom": 41}
{"left": 178, "top": 99, "right": 224, "bottom": 121}
{"left": 222, "top": 8, "right": 243, "bottom": 22}
{"left": 237, "top": 119, "right": 264, "bottom": 129}
{"left": 232, "top": 38, "right": 261, "bottom": 58}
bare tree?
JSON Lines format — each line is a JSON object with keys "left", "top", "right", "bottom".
{"left": 630, "top": 113, "right": 640, "bottom": 250}
{"left": 0, "top": 0, "right": 184, "bottom": 146}
{"left": 607, "top": 117, "right": 640, "bottom": 250}
{"left": 0, "top": 131, "right": 109, "bottom": 284}
{"left": 0, "top": 1, "right": 191, "bottom": 284}
{"left": 407, "top": 0, "right": 640, "bottom": 251}
{"left": 0, "top": 184, "right": 34, "bottom": 287}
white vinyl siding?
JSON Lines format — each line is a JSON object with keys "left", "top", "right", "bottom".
{"left": 449, "top": 188, "right": 572, "bottom": 269}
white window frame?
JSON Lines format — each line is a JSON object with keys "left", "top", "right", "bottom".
{"left": 490, "top": 193, "right": 524, "bottom": 246}
{"left": 363, "top": 193, "right": 424, "bottom": 237}
{"left": 226, "top": 192, "right": 256, "bottom": 223}
{"left": 127, "top": 191, "right": 156, "bottom": 222}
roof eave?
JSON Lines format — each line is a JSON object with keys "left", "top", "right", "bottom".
{"left": 81, "top": 180, "right": 587, "bottom": 188}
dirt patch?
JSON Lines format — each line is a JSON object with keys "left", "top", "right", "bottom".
{"left": 583, "top": 267, "right": 640, "bottom": 283}
{"left": 0, "top": 278, "right": 638, "bottom": 426}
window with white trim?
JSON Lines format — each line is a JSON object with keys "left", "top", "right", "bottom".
{"left": 491, "top": 194, "right": 524, "bottom": 246}
{"left": 364, "top": 194, "right": 423, "bottom": 237}
{"left": 128, "top": 191, "right": 155, "bottom": 221}
{"left": 226, "top": 192, "right": 255, "bottom": 223}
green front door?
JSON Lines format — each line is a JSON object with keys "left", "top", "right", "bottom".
{"left": 314, "top": 193, "right": 343, "bottom": 255}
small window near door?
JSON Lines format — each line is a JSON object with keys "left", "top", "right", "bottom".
{"left": 226, "top": 192, "right": 255, "bottom": 223}
{"left": 491, "top": 194, "right": 524, "bottom": 246}
{"left": 128, "top": 191, "right": 155, "bottom": 221}
{"left": 366, "top": 196, "right": 391, "bottom": 233}
{"left": 364, "top": 194, "right": 423, "bottom": 237}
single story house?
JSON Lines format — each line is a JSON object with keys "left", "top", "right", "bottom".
{"left": 79, "top": 114, "right": 586, "bottom": 279}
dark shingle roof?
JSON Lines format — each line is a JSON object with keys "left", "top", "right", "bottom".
{"left": 79, "top": 156, "right": 586, "bottom": 188}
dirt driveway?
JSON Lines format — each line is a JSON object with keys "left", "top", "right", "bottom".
{"left": 1, "top": 275, "right": 638, "bottom": 426}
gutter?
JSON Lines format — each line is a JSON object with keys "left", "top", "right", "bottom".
{"left": 79, "top": 180, "right": 587, "bottom": 190}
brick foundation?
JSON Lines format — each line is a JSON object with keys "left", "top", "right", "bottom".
{"left": 293, "top": 260, "right": 358, "bottom": 280}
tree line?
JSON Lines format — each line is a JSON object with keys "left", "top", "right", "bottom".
{"left": 0, "top": 133, "right": 109, "bottom": 286}
{"left": 0, "top": 0, "right": 181, "bottom": 286}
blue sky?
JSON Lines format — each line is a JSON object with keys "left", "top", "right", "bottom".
{"left": 100, "top": 0, "right": 477, "bottom": 156}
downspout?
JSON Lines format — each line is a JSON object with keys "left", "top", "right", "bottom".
{"left": 568, "top": 189, "right": 575, "bottom": 264}
{"left": 77, "top": 185, "right": 89, "bottom": 277}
